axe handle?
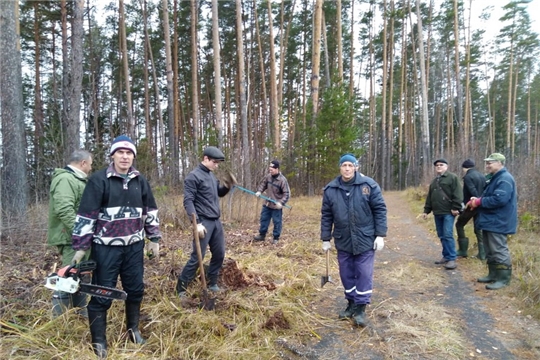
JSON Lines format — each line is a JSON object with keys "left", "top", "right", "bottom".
{"left": 233, "top": 185, "right": 292, "bottom": 209}
{"left": 326, "top": 250, "right": 330, "bottom": 277}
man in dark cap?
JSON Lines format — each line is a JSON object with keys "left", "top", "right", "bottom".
{"left": 422, "top": 158, "right": 463, "bottom": 270}
{"left": 253, "top": 160, "right": 290, "bottom": 244}
{"left": 72, "top": 135, "right": 161, "bottom": 358}
{"left": 455, "top": 158, "right": 486, "bottom": 259}
{"left": 176, "top": 146, "right": 236, "bottom": 296}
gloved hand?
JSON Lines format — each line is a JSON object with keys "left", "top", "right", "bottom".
{"left": 274, "top": 202, "right": 283, "bottom": 210}
{"left": 197, "top": 223, "right": 207, "bottom": 239}
{"left": 322, "top": 241, "right": 331, "bottom": 251}
{"left": 146, "top": 241, "right": 160, "bottom": 259}
{"left": 467, "top": 197, "right": 482, "bottom": 209}
{"left": 255, "top": 191, "right": 261, "bottom": 197}
{"left": 71, "top": 250, "right": 86, "bottom": 265}
{"left": 223, "top": 171, "right": 237, "bottom": 189}
{"left": 373, "top": 236, "right": 385, "bottom": 251}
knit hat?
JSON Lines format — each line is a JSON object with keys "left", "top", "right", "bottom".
{"left": 461, "top": 159, "right": 475, "bottom": 169}
{"left": 270, "top": 160, "right": 280, "bottom": 169}
{"left": 339, "top": 153, "right": 357, "bottom": 166}
{"left": 484, "top": 153, "right": 505, "bottom": 164}
{"left": 203, "top": 146, "right": 225, "bottom": 161}
{"left": 110, "top": 135, "right": 137, "bottom": 157}
{"left": 433, "top": 158, "right": 448, "bottom": 166}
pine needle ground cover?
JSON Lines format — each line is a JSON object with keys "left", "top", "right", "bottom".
{"left": 1, "top": 192, "right": 540, "bottom": 359}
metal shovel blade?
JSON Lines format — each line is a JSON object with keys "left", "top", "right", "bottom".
{"left": 321, "top": 250, "right": 333, "bottom": 287}
{"left": 192, "top": 214, "right": 216, "bottom": 311}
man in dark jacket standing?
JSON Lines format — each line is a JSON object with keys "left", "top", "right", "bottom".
{"left": 72, "top": 135, "right": 161, "bottom": 358}
{"left": 423, "top": 158, "right": 463, "bottom": 270}
{"left": 253, "top": 160, "right": 290, "bottom": 244}
{"left": 455, "top": 159, "right": 486, "bottom": 259}
{"left": 48, "top": 149, "right": 93, "bottom": 318}
{"left": 320, "top": 154, "right": 387, "bottom": 327}
{"left": 176, "top": 146, "right": 236, "bottom": 295}
{"left": 468, "top": 153, "right": 517, "bottom": 290}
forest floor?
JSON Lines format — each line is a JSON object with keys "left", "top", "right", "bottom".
{"left": 1, "top": 191, "right": 540, "bottom": 359}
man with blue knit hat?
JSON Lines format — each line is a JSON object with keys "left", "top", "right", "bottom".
{"left": 468, "top": 153, "right": 517, "bottom": 290}
{"left": 72, "top": 135, "right": 161, "bottom": 358}
{"left": 320, "top": 153, "right": 387, "bottom": 327}
{"left": 253, "top": 160, "right": 290, "bottom": 244}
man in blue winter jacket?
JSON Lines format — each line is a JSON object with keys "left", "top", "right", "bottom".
{"left": 467, "top": 153, "right": 517, "bottom": 290}
{"left": 320, "top": 154, "right": 387, "bottom": 327}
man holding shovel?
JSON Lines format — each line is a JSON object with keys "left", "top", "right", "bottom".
{"left": 176, "top": 146, "right": 237, "bottom": 296}
{"left": 320, "top": 154, "right": 387, "bottom": 327}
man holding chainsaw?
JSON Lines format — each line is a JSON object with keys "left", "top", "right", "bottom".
{"left": 71, "top": 135, "right": 161, "bottom": 358}
{"left": 176, "top": 146, "right": 237, "bottom": 296}
{"left": 47, "top": 149, "right": 93, "bottom": 318}
{"left": 320, "top": 154, "right": 387, "bottom": 327}
{"left": 253, "top": 160, "right": 290, "bottom": 244}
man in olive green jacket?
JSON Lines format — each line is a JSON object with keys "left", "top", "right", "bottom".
{"left": 47, "top": 149, "right": 93, "bottom": 317}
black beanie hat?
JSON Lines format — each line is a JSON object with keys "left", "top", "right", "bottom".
{"left": 462, "top": 159, "right": 475, "bottom": 169}
{"left": 270, "top": 160, "right": 280, "bottom": 169}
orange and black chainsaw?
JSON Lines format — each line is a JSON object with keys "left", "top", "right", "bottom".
{"left": 45, "top": 260, "right": 127, "bottom": 301}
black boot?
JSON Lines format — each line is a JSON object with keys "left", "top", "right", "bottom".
{"left": 70, "top": 293, "right": 88, "bottom": 318}
{"left": 176, "top": 278, "right": 189, "bottom": 297}
{"left": 486, "top": 264, "right": 512, "bottom": 290}
{"left": 476, "top": 241, "right": 486, "bottom": 260}
{"left": 51, "top": 291, "right": 71, "bottom": 318}
{"left": 456, "top": 238, "right": 469, "bottom": 257}
{"left": 254, "top": 233, "right": 266, "bottom": 241}
{"left": 352, "top": 304, "right": 367, "bottom": 327}
{"left": 477, "top": 263, "right": 497, "bottom": 283}
{"left": 88, "top": 310, "right": 107, "bottom": 359}
{"left": 338, "top": 299, "right": 355, "bottom": 319}
{"left": 126, "top": 302, "right": 146, "bottom": 344}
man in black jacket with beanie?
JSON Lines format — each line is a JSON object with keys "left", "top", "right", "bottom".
{"left": 455, "top": 158, "right": 486, "bottom": 259}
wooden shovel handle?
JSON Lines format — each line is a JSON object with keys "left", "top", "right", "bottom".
{"left": 192, "top": 214, "right": 207, "bottom": 289}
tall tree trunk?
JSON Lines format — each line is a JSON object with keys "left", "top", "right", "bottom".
{"left": 0, "top": 0, "right": 28, "bottom": 219}
{"left": 61, "top": 0, "right": 69, "bottom": 158}
{"left": 212, "top": 0, "right": 224, "bottom": 147}
{"left": 322, "top": 12, "right": 331, "bottom": 88}
{"left": 33, "top": 2, "right": 44, "bottom": 199}
{"left": 337, "top": 0, "right": 343, "bottom": 83}
{"left": 191, "top": 0, "right": 200, "bottom": 152}
{"left": 68, "top": 0, "right": 84, "bottom": 151}
{"left": 267, "top": 0, "right": 279, "bottom": 151}
{"left": 415, "top": 0, "right": 431, "bottom": 176}
{"left": 453, "top": 0, "right": 463, "bottom": 155}
{"left": 141, "top": 0, "right": 153, "bottom": 152}
{"left": 349, "top": 0, "right": 355, "bottom": 97}
{"left": 236, "top": 0, "right": 250, "bottom": 186}
{"left": 253, "top": 0, "right": 268, "bottom": 165}
{"left": 380, "top": 0, "right": 388, "bottom": 188}
{"left": 119, "top": 0, "right": 134, "bottom": 137}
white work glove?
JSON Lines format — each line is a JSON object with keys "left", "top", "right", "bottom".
{"left": 322, "top": 241, "right": 331, "bottom": 251}
{"left": 146, "top": 241, "right": 160, "bottom": 259}
{"left": 71, "top": 250, "right": 86, "bottom": 265}
{"left": 274, "top": 202, "right": 283, "bottom": 210}
{"left": 197, "top": 223, "right": 207, "bottom": 239}
{"left": 373, "top": 236, "right": 385, "bottom": 251}
{"left": 255, "top": 191, "right": 261, "bottom": 197}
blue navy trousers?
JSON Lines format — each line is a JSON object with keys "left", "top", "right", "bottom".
{"left": 337, "top": 249, "right": 375, "bottom": 305}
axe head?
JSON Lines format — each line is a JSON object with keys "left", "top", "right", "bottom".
{"left": 321, "top": 275, "right": 333, "bottom": 288}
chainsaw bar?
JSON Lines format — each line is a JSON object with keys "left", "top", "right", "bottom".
{"left": 79, "top": 283, "right": 127, "bottom": 300}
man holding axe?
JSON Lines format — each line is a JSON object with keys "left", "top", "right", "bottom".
{"left": 320, "top": 154, "right": 387, "bottom": 327}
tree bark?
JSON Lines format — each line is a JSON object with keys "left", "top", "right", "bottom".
{"left": 212, "top": 0, "right": 224, "bottom": 148}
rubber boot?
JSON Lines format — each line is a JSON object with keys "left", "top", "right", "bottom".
{"left": 477, "top": 263, "right": 497, "bottom": 283}
{"left": 486, "top": 264, "right": 512, "bottom": 290}
{"left": 51, "top": 291, "right": 71, "bottom": 318}
{"left": 88, "top": 310, "right": 108, "bottom": 359}
{"left": 126, "top": 302, "right": 146, "bottom": 344}
{"left": 352, "top": 304, "right": 367, "bottom": 327}
{"left": 456, "top": 238, "right": 469, "bottom": 257}
{"left": 338, "top": 299, "right": 355, "bottom": 319}
{"left": 476, "top": 241, "right": 486, "bottom": 260}
{"left": 253, "top": 233, "right": 266, "bottom": 241}
{"left": 70, "top": 293, "right": 88, "bottom": 318}
{"left": 176, "top": 279, "right": 189, "bottom": 297}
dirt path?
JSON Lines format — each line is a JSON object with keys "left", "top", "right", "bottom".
{"left": 299, "top": 191, "right": 540, "bottom": 360}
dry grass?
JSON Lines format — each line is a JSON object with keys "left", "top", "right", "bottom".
{"left": 1, "top": 190, "right": 539, "bottom": 359}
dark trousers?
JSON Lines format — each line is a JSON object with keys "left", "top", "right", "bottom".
{"left": 88, "top": 240, "right": 145, "bottom": 312}
{"left": 337, "top": 249, "right": 375, "bottom": 305}
{"left": 179, "top": 218, "right": 225, "bottom": 286}
{"left": 258, "top": 205, "right": 283, "bottom": 239}
{"left": 455, "top": 207, "right": 483, "bottom": 243}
